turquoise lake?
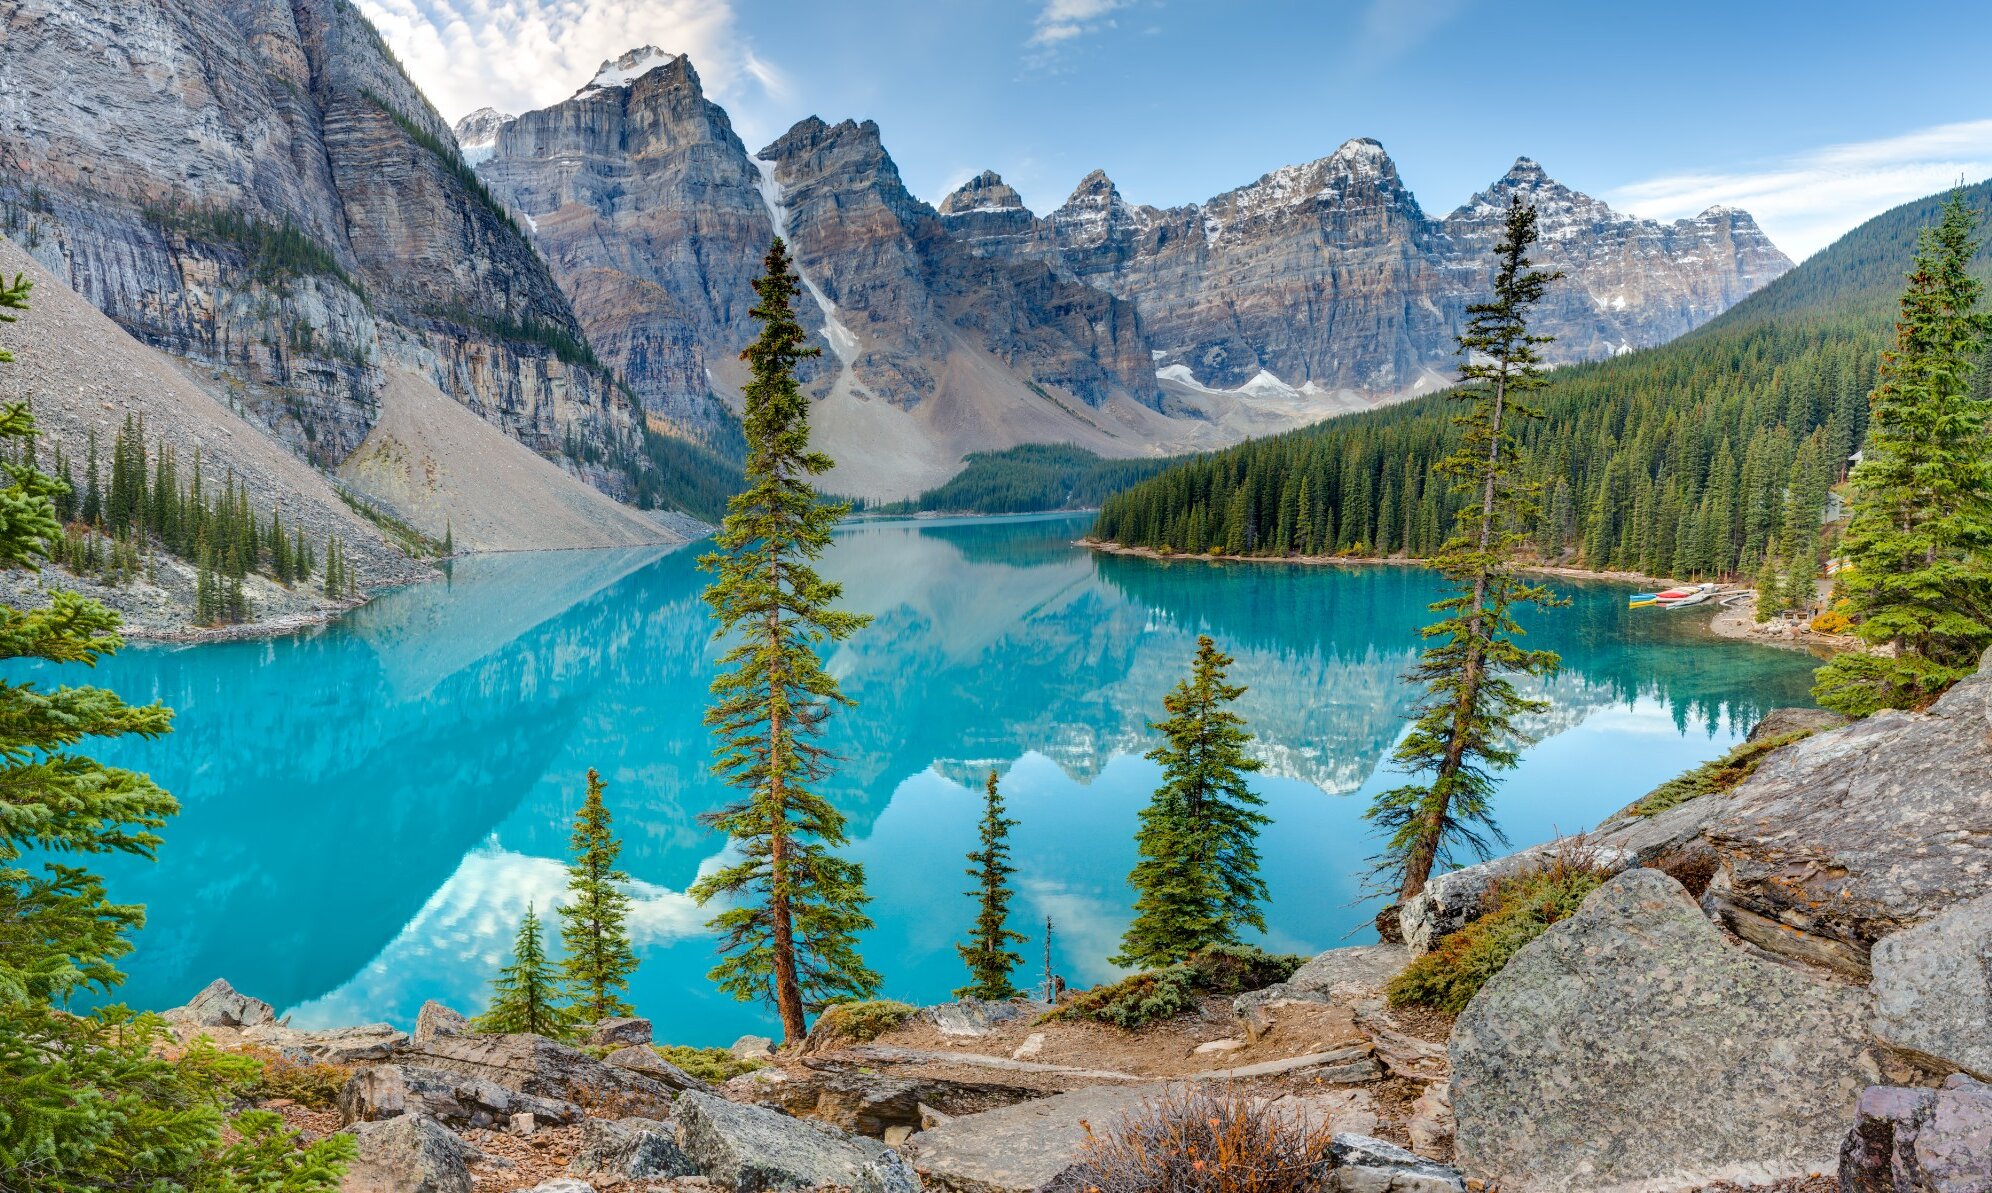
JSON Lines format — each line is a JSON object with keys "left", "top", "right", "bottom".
{"left": 44, "top": 513, "right": 1821, "bottom": 1044}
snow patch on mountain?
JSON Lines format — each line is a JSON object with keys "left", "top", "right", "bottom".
{"left": 574, "top": 45, "right": 678, "bottom": 98}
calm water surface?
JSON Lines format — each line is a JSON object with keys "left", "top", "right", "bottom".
{"left": 40, "top": 514, "right": 1819, "bottom": 1043}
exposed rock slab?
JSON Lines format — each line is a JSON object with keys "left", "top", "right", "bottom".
{"left": 1235, "top": 944, "right": 1410, "bottom": 1016}
{"left": 1839, "top": 1074, "right": 1992, "bottom": 1193}
{"left": 399, "top": 1033, "right": 677, "bottom": 1120}
{"left": 340, "top": 1113, "right": 475, "bottom": 1193}
{"left": 1327, "top": 1133, "right": 1466, "bottom": 1193}
{"left": 1871, "top": 891, "right": 1992, "bottom": 1080}
{"left": 905, "top": 1084, "right": 1167, "bottom": 1192}
{"left": 603, "top": 1045, "right": 711, "bottom": 1093}
{"left": 243, "top": 1021, "right": 407, "bottom": 1063}
{"left": 1451, "top": 869, "right": 1876, "bottom": 1192}
{"left": 568, "top": 1115, "right": 697, "bottom": 1180}
{"left": 338, "top": 1062, "right": 581, "bottom": 1130}
{"left": 414, "top": 1001, "right": 469, "bottom": 1045}
{"left": 672, "top": 1091, "right": 917, "bottom": 1193}
{"left": 762, "top": 1063, "right": 1043, "bottom": 1137}
{"left": 918, "top": 999, "right": 1047, "bottom": 1038}
{"left": 586, "top": 1018, "right": 653, "bottom": 1048}
{"left": 163, "top": 978, "right": 277, "bottom": 1029}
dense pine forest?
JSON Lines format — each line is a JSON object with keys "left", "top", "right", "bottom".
{"left": 870, "top": 444, "right": 1178, "bottom": 515}
{"left": 1092, "top": 182, "right": 1992, "bottom": 581}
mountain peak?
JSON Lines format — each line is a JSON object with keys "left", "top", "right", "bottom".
{"left": 940, "top": 170, "right": 1027, "bottom": 216}
{"left": 576, "top": 46, "right": 680, "bottom": 96}
{"left": 453, "top": 107, "right": 515, "bottom": 164}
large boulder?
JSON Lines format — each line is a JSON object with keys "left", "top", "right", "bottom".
{"left": 1871, "top": 891, "right": 1992, "bottom": 1079}
{"left": 586, "top": 1017, "right": 652, "bottom": 1048}
{"left": 905, "top": 1084, "right": 1168, "bottom": 1193}
{"left": 1451, "top": 869, "right": 1876, "bottom": 1192}
{"left": 1234, "top": 944, "right": 1409, "bottom": 1019}
{"left": 757, "top": 1064, "right": 1041, "bottom": 1137}
{"left": 413, "top": 1001, "right": 468, "bottom": 1045}
{"left": 1839, "top": 1074, "right": 1992, "bottom": 1192}
{"left": 672, "top": 1091, "right": 917, "bottom": 1193}
{"left": 916, "top": 999, "right": 1045, "bottom": 1039}
{"left": 339, "top": 1113, "right": 475, "bottom": 1193}
{"left": 338, "top": 1062, "right": 582, "bottom": 1130}
{"left": 1326, "top": 1134, "right": 1466, "bottom": 1193}
{"left": 162, "top": 978, "right": 277, "bottom": 1028}
{"left": 1655, "top": 654, "right": 1992, "bottom": 976}
{"left": 568, "top": 1115, "right": 697, "bottom": 1180}
{"left": 399, "top": 1032, "right": 677, "bottom": 1119}
{"left": 1397, "top": 847, "right": 1635, "bottom": 954}
{"left": 243, "top": 1021, "right": 407, "bottom": 1064}
{"left": 603, "top": 1045, "right": 711, "bottom": 1093}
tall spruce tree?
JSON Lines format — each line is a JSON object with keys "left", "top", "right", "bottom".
{"left": 690, "top": 239, "right": 878, "bottom": 1043}
{"left": 1366, "top": 198, "right": 1567, "bottom": 902}
{"left": 475, "top": 903, "right": 572, "bottom": 1038}
{"left": 1115, "top": 635, "right": 1268, "bottom": 969}
{"left": 1815, "top": 193, "right": 1992, "bottom": 714}
{"left": 559, "top": 768, "right": 639, "bottom": 1022}
{"left": 0, "top": 273, "right": 351, "bottom": 1188}
{"left": 955, "top": 770, "right": 1026, "bottom": 1000}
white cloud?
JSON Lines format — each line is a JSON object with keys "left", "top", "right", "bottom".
{"left": 1024, "top": 0, "right": 1136, "bottom": 68}
{"left": 1353, "top": 0, "right": 1468, "bottom": 66}
{"left": 353, "top": 0, "right": 783, "bottom": 130}
{"left": 1607, "top": 120, "right": 1992, "bottom": 261}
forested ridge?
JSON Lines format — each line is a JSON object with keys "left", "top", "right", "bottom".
{"left": 869, "top": 444, "right": 1178, "bottom": 515}
{"left": 1092, "top": 181, "right": 1992, "bottom": 581}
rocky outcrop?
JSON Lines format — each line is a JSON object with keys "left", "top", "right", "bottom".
{"left": 338, "top": 1062, "right": 583, "bottom": 1130}
{"left": 340, "top": 1113, "right": 476, "bottom": 1193}
{"left": 162, "top": 977, "right": 276, "bottom": 1028}
{"left": 1838, "top": 1075, "right": 1992, "bottom": 1193}
{"left": 1326, "top": 1134, "right": 1466, "bottom": 1193}
{"left": 413, "top": 1001, "right": 469, "bottom": 1045}
{"left": 1234, "top": 943, "right": 1409, "bottom": 1022}
{"left": 0, "top": 0, "right": 639, "bottom": 497}
{"left": 399, "top": 1033, "right": 679, "bottom": 1120}
{"left": 904, "top": 1084, "right": 1168, "bottom": 1193}
{"left": 603, "top": 1045, "right": 711, "bottom": 1093}
{"left": 1871, "top": 892, "right": 1992, "bottom": 1079}
{"left": 755, "top": 1063, "right": 1042, "bottom": 1138}
{"left": 673, "top": 1090, "right": 919, "bottom": 1193}
{"left": 568, "top": 1115, "right": 697, "bottom": 1181}
{"left": 243, "top": 1021, "right": 406, "bottom": 1063}
{"left": 586, "top": 1017, "right": 653, "bottom": 1048}
{"left": 1451, "top": 869, "right": 1876, "bottom": 1192}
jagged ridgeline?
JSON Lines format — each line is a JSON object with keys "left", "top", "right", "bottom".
{"left": 1092, "top": 179, "right": 1992, "bottom": 580}
{"left": 37, "top": 412, "right": 362, "bottom": 621}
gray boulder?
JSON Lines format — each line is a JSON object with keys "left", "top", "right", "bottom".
{"left": 603, "top": 1044, "right": 711, "bottom": 1093}
{"left": 568, "top": 1116, "right": 697, "bottom": 1180}
{"left": 758, "top": 1064, "right": 1041, "bottom": 1137}
{"left": 586, "top": 1017, "right": 653, "bottom": 1048}
{"left": 673, "top": 1090, "right": 917, "bottom": 1193}
{"left": 916, "top": 999, "right": 1045, "bottom": 1038}
{"left": 1662, "top": 653, "right": 1992, "bottom": 976}
{"left": 243, "top": 1021, "right": 406, "bottom": 1063}
{"left": 906, "top": 1084, "right": 1167, "bottom": 1193}
{"left": 1747, "top": 706, "right": 1851, "bottom": 742}
{"left": 1871, "top": 891, "right": 1992, "bottom": 1079}
{"left": 1839, "top": 1074, "right": 1992, "bottom": 1192}
{"left": 340, "top": 1113, "right": 474, "bottom": 1193}
{"left": 339, "top": 1062, "right": 582, "bottom": 1130}
{"left": 1233, "top": 944, "right": 1409, "bottom": 1020}
{"left": 731, "top": 1035, "right": 776, "bottom": 1061}
{"left": 401, "top": 1032, "right": 677, "bottom": 1119}
{"left": 1326, "top": 1134, "right": 1465, "bottom": 1193}
{"left": 1451, "top": 868, "right": 1876, "bottom": 1192}
{"left": 413, "top": 1000, "right": 469, "bottom": 1045}
{"left": 163, "top": 978, "right": 277, "bottom": 1028}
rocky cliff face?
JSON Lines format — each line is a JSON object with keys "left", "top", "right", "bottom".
{"left": 946, "top": 140, "right": 1793, "bottom": 397}
{"left": 467, "top": 48, "right": 769, "bottom": 441}
{"left": 0, "top": 0, "right": 637, "bottom": 489}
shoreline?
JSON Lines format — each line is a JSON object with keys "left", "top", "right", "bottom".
{"left": 1080, "top": 539, "right": 1854, "bottom": 655}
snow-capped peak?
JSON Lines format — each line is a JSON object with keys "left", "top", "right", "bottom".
{"left": 452, "top": 106, "right": 515, "bottom": 166}
{"left": 575, "top": 45, "right": 678, "bottom": 97}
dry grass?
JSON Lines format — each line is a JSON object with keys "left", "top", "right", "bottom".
{"left": 1050, "top": 1085, "right": 1336, "bottom": 1193}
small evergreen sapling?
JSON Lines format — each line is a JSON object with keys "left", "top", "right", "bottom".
{"left": 1116, "top": 635, "right": 1269, "bottom": 969}
{"left": 475, "top": 903, "right": 572, "bottom": 1038}
{"left": 955, "top": 770, "right": 1027, "bottom": 1000}
{"left": 559, "top": 768, "right": 639, "bottom": 1022}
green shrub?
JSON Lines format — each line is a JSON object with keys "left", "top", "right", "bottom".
{"left": 652, "top": 1045, "right": 768, "bottom": 1083}
{"left": 813, "top": 998, "right": 917, "bottom": 1044}
{"left": 1627, "top": 731, "right": 1812, "bottom": 818}
{"left": 1052, "top": 945, "right": 1309, "bottom": 1030}
{"left": 1387, "top": 858, "right": 1607, "bottom": 1013}
{"left": 243, "top": 1047, "right": 353, "bottom": 1110}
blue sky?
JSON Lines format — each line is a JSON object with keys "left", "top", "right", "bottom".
{"left": 358, "top": 0, "right": 1992, "bottom": 259}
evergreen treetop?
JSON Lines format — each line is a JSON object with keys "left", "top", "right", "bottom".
{"left": 1367, "top": 198, "right": 1567, "bottom": 902}
{"left": 1816, "top": 192, "right": 1992, "bottom": 714}
{"left": 559, "top": 767, "right": 639, "bottom": 1022}
{"left": 691, "top": 239, "right": 878, "bottom": 1043}
{"left": 474, "top": 903, "right": 573, "bottom": 1038}
{"left": 956, "top": 770, "right": 1027, "bottom": 1000}
{"left": 1115, "top": 635, "right": 1268, "bottom": 969}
